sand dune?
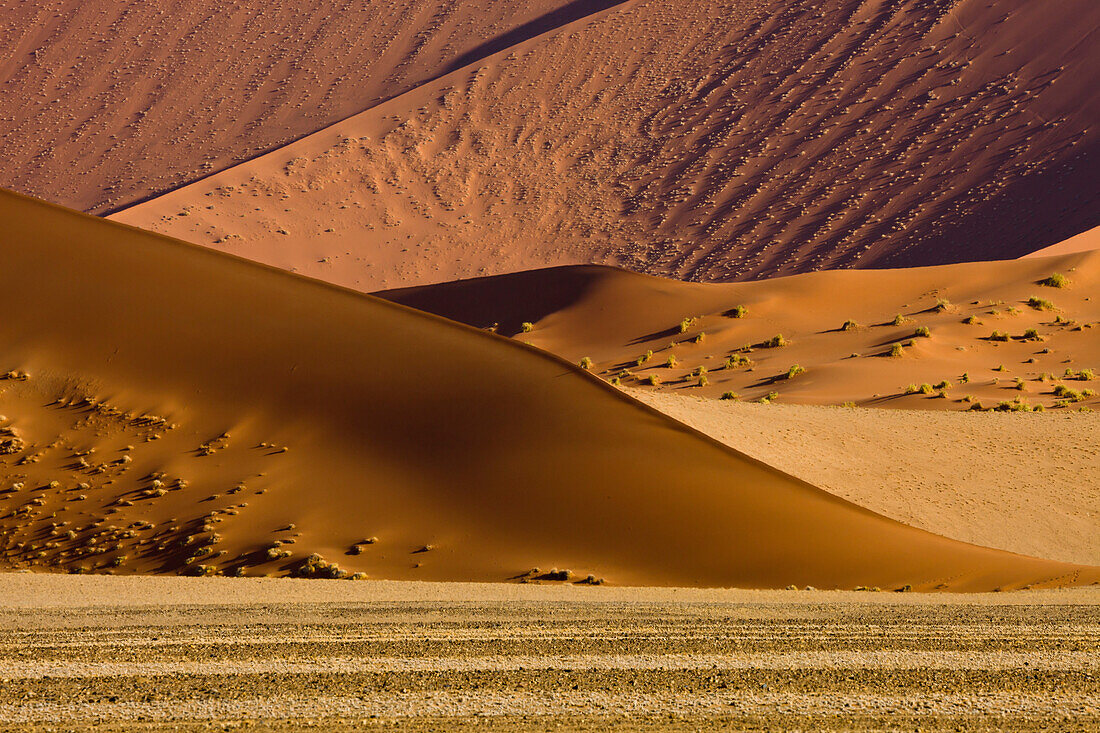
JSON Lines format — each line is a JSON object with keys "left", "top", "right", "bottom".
{"left": 377, "top": 255, "right": 1100, "bottom": 411}
{"left": 113, "top": 0, "right": 1099, "bottom": 288}
{"left": 1, "top": 188, "right": 1096, "bottom": 591}
{"left": 629, "top": 393, "right": 1100, "bottom": 566}
{"left": 1024, "top": 225, "right": 1100, "bottom": 259}
{"left": 0, "top": 0, "right": 584, "bottom": 213}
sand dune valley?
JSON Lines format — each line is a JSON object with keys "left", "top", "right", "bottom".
{"left": 0, "top": 0, "right": 1097, "bottom": 729}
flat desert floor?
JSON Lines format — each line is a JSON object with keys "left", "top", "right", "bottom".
{"left": 1, "top": 574, "right": 1097, "bottom": 731}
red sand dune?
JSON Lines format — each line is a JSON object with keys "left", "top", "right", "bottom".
{"left": 113, "top": 0, "right": 1099, "bottom": 287}
{"left": 1, "top": 188, "right": 1096, "bottom": 591}
{"left": 377, "top": 254, "right": 1100, "bottom": 410}
{"left": 0, "top": 0, "right": 587, "bottom": 213}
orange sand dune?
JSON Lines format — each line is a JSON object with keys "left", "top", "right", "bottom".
{"left": 1, "top": 188, "right": 1095, "bottom": 591}
{"left": 113, "top": 0, "right": 1099, "bottom": 287}
{"left": 377, "top": 254, "right": 1100, "bottom": 410}
{"left": 1023, "top": 225, "right": 1100, "bottom": 259}
{"left": 0, "top": 0, "right": 591, "bottom": 213}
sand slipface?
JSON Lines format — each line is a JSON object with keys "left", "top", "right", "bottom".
{"left": 112, "top": 0, "right": 1099, "bottom": 288}
{"left": 1, "top": 188, "right": 1097, "bottom": 591}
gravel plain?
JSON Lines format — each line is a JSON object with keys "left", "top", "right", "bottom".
{"left": 0, "top": 576, "right": 1097, "bottom": 731}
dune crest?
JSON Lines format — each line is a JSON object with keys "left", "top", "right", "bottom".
{"left": 2, "top": 188, "right": 1096, "bottom": 590}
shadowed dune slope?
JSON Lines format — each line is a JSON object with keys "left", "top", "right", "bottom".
{"left": 0, "top": 0, "right": 581, "bottom": 213}
{"left": 2, "top": 189, "right": 1096, "bottom": 591}
{"left": 114, "top": 0, "right": 1099, "bottom": 288}
{"left": 376, "top": 254, "right": 1100, "bottom": 410}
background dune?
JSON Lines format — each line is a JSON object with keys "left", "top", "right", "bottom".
{"left": 112, "top": 0, "right": 1099, "bottom": 288}
{"left": 0, "top": 0, "right": 584, "bottom": 213}
{"left": 377, "top": 254, "right": 1100, "bottom": 410}
{"left": 1, "top": 188, "right": 1095, "bottom": 591}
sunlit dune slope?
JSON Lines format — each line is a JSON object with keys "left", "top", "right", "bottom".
{"left": 114, "top": 0, "right": 1098, "bottom": 287}
{"left": 0, "top": 0, "right": 583, "bottom": 213}
{"left": 376, "top": 254, "right": 1100, "bottom": 410}
{"left": 1024, "top": 225, "right": 1100, "bottom": 259}
{"left": 2, "top": 189, "right": 1096, "bottom": 591}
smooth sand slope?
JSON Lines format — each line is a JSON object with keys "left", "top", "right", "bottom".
{"left": 0, "top": 0, "right": 586, "bottom": 213}
{"left": 377, "top": 254, "right": 1100, "bottom": 410}
{"left": 630, "top": 394, "right": 1100, "bottom": 566}
{"left": 0, "top": 576, "right": 1097, "bottom": 731}
{"left": 1024, "top": 225, "right": 1100, "bottom": 258}
{"left": 113, "top": 0, "right": 1099, "bottom": 287}
{"left": 1, "top": 189, "right": 1097, "bottom": 591}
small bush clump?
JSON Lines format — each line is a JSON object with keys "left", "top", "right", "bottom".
{"left": 1040, "top": 273, "right": 1068, "bottom": 288}
{"left": 785, "top": 364, "right": 806, "bottom": 379}
{"left": 579, "top": 356, "right": 593, "bottom": 370}
{"left": 914, "top": 326, "right": 931, "bottom": 338}
{"left": 1026, "top": 296, "right": 1054, "bottom": 311}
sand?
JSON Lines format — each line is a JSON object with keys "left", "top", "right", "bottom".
{"left": 3, "top": 188, "right": 1098, "bottom": 590}
{"left": 631, "top": 392, "right": 1100, "bottom": 566}
{"left": 0, "top": 0, "right": 577, "bottom": 213}
{"left": 376, "top": 256, "right": 1100, "bottom": 410}
{"left": 111, "top": 0, "right": 1099, "bottom": 289}
{"left": 0, "top": 574, "right": 1096, "bottom": 731}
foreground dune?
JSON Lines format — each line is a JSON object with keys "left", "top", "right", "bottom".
{"left": 629, "top": 393, "right": 1100, "bottom": 566}
{"left": 377, "top": 256, "right": 1100, "bottom": 410}
{"left": 112, "top": 0, "right": 1099, "bottom": 287}
{"left": 1, "top": 188, "right": 1096, "bottom": 590}
{"left": 0, "top": 0, "right": 585, "bottom": 213}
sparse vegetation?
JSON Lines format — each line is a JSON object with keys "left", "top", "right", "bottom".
{"left": 725, "top": 305, "right": 747, "bottom": 319}
{"left": 579, "top": 356, "right": 593, "bottom": 370}
{"left": 636, "top": 350, "right": 653, "bottom": 366}
{"left": 1026, "top": 297, "right": 1054, "bottom": 311}
{"left": 520, "top": 322, "right": 534, "bottom": 333}
{"left": 725, "top": 353, "right": 752, "bottom": 369}
{"left": 891, "top": 314, "right": 907, "bottom": 326}
{"left": 720, "top": 391, "right": 739, "bottom": 401}
{"left": 989, "top": 331, "right": 1009, "bottom": 342}
{"left": 665, "top": 355, "right": 678, "bottom": 368}
{"left": 764, "top": 334, "right": 787, "bottom": 348}
{"left": 645, "top": 374, "right": 661, "bottom": 386}
{"left": 840, "top": 319, "right": 860, "bottom": 331}
{"left": 889, "top": 343, "right": 905, "bottom": 358}
{"left": 914, "top": 326, "right": 931, "bottom": 338}
{"left": 758, "top": 391, "right": 779, "bottom": 404}
{"left": 1022, "top": 328, "right": 1042, "bottom": 341}
{"left": 963, "top": 315, "right": 982, "bottom": 325}
{"left": 679, "top": 317, "right": 697, "bottom": 334}
{"left": 1040, "top": 273, "right": 1068, "bottom": 288}
{"left": 784, "top": 364, "right": 806, "bottom": 380}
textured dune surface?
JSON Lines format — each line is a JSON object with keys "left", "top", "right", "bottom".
{"left": 113, "top": 0, "right": 1099, "bottom": 287}
{"left": 0, "top": 0, "right": 583, "bottom": 213}
{"left": 1, "top": 189, "right": 1097, "bottom": 590}
{"left": 377, "top": 255, "right": 1100, "bottom": 410}
{"left": 0, "top": 575, "right": 1096, "bottom": 731}
{"left": 629, "top": 394, "right": 1100, "bottom": 566}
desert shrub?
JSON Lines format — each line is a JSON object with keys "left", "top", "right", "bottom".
{"left": 1014, "top": 378, "right": 1027, "bottom": 391}
{"left": 934, "top": 380, "right": 952, "bottom": 390}
{"left": 665, "top": 355, "right": 678, "bottom": 368}
{"left": 1027, "top": 297, "right": 1054, "bottom": 311}
{"left": 1053, "top": 385, "right": 1085, "bottom": 401}
{"left": 994, "top": 364, "right": 1007, "bottom": 372}
{"left": 890, "top": 343, "right": 905, "bottom": 358}
{"left": 933, "top": 298, "right": 951, "bottom": 312}
{"left": 759, "top": 391, "right": 779, "bottom": 403}
{"left": 1022, "top": 328, "right": 1042, "bottom": 341}
{"left": 725, "top": 305, "right": 747, "bottom": 318}
{"left": 785, "top": 364, "right": 806, "bottom": 379}
{"left": 697, "top": 374, "right": 709, "bottom": 387}
{"left": 841, "top": 319, "right": 860, "bottom": 331}
{"left": 918, "top": 383, "right": 934, "bottom": 395}
{"left": 904, "top": 384, "right": 920, "bottom": 395}
{"left": 725, "top": 353, "right": 752, "bottom": 368}
{"left": 1079, "top": 368, "right": 1096, "bottom": 381}
{"left": 521, "top": 322, "right": 534, "bottom": 333}
{"left": 891, "top": 314, "right": 907, "bottom": 326}
{"left": 764, "top": 334, "right": 787, "bottom": 348}
{"left": 645, "top": 374, "right": 661, "bottom": 386}
{"left": 694, "top": 332, "right": 706, "bottom": 344}
{"left": 1040, "top": 272, "right": 1068, "bottom": 288}
{"left": 989, "top": 331, "right": 1009, "bottom": 342}
{"left": 579, "top": 356, "right": 593, "bottom": 370}
{"left": 679, "top": 317, "right": 696, "bottom": 333}
{"left": 636, "top": 350, "right": 653, "bottom": 366}
{"left": 914, "top": 326, "right": 931, "bottom": 338}
{"left": 963, "top": 315, "right": 982, "bottom": 325}
{"left": 720, "top": 391, "right": 740, "bottom": 400}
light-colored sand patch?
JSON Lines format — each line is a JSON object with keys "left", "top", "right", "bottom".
{"left": 632, "top": 391, "right": 1100, "bottom": 565}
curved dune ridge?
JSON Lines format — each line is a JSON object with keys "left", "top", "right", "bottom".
{"left": 111, "top": 0, "right": 1099, "bottom": 287}
{"left": 377, "top": 255, "right": 1100, "bottom": 410}
{"left": 0, "top": 0, "right": 583, "bottom": 214}
{"left": 1, "top": 188, "right": 1096, "bottom": 591}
